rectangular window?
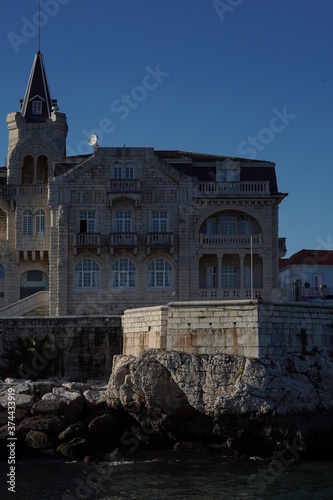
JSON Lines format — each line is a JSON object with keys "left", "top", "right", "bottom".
{"left": 32, "top": 101, "right": 42, "bottom": 115}
{"left": 206, "top": 216, "right": 216, "bottom": 235}
{"left": 23, "top": 211, "right": 32, "bottom": 236}
{"left": 207, "top": 266, "right": 216, "bottom": 288}
{"left": 79, "top": 211, "right": 95, "bottom": 233}
{"left": 220, "top": 215, "right": 237, "bottom": 235}
{"left": 152, "top": 211, "right": 167, "bottom": 232}
{"left": 240, "top": 215, "right": 250, "bottom": 235}
{"left": 116, "top": 211, "right": 132, "bottom": 232}
{"left": 114, "top": 166, "right": 122, "bottom": 179}
{"left": 221, "top": 266, "right": 237, "bottom": 289}
{"left": 125, "top": 166, "right": 134, "bottom": 179}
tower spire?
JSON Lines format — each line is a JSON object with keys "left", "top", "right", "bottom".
{"left": 38, "top": 0, "right": 41, "bottom": 53}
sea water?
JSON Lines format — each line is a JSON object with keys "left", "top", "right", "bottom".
{"left": 1, "top": 453, "right": 333, "bottom": 499}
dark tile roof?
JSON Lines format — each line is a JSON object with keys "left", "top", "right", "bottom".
{"left": 21, "top": 51, "right": 54, "bottom": 123}
{"left": 155, "top": 150, "right": 279, "bottom": 193}
{"left": 280, "top": 249, "right": 333, "bottom": 269}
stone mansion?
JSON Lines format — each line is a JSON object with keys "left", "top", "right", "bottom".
{"left": 0, "top": 51, "right": 287, "bottom": 316}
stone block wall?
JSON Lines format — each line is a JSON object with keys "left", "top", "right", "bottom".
{"left": 258, "top": 302, "right": 333, "bottom": 356}
{"left": 122, "top": 300, "right": 333, "bottom": 358}
{"left": 122, "top": 300, "right": 260, "bottom": 357}
{"left": 165, "top": 300, "right": 260, "bottom": 357}
{"left": 0, "top": 316, "right": 121, "bottom": 381}
{"left": 122, "top": 305, "right": 169, "bottom": 357}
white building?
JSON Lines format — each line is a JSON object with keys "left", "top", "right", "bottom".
{"left": 279, "top": 249, "right": 333, "bottom": 301}
{"left": 0, "top": 50, "right": 287, "bottom": 316}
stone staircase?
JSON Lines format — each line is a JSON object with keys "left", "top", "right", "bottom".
{"left": 0, "top": 291, "right": 49, "bottom": 317}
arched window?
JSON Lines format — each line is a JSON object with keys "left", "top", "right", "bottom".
{"left": 111, "top": 258, "right": 136, "bottom": 288}
{"left": 75, "top": 259, "right": 100, "bottom": 288}
{"left": 23, "top": 209, "right": 33, "bottom": 235}
{"left": 35, "top": 210, "right": 45, "bottom": 236}
{"left": 22, "top": 156, "right": 34, "bottom": 184}
{"left": 148, "top": 258, "right": 172, "bottom": 288}
{"left": 36, "top": 155, "right": 48, "bottom": 184}
{"left": 20, "top": 270, "right": 48, "bottom": 299}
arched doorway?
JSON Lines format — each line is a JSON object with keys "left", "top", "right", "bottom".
{"left": 20, "top": 270, "right": 49, "bottom": 299}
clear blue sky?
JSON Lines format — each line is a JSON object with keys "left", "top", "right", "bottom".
{"left": 0, "top": 0, "right": 332, "bottom": 257}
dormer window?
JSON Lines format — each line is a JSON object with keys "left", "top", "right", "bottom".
{"left": 32, "top": 101, "right": 42, "bottom": 115}
{"left": 216, "top": 160, "right": 240, "bottom": 182}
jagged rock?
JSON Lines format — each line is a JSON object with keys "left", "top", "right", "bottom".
{"left": 32, "top": 380, "right": 56, "bottom": 397}
{"left": 62, "top": 382, "right": 91, "bottom": 392}
{"left": 17, "top": 415, "right": 67, "bottom": 440}
{"left": 83, "top": 389, "right": 107, "bottom": 412}
{"left": 41, "top": 389, "right": 84, "bottom": 421}
{"left": 107, "top": 349, "right": 333, "bottom": 457}
{"left": 56, "top": 438, "right": 92, "bottom": 458}
{"left": 31, "top": 397, "right": 67, "bottom": 415}
{"left": 14, "top": 394, "right": 36, "bottom": 410}
{"left": 58, "top": 421, "right": 91, "bottom": 443}
{"left": 25, "top": 430, "right": 54, "bottom": 450}
{"left": 88, "top": 414, "right": 119, "bottom": 448}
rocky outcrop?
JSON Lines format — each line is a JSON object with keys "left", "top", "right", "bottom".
{"left": 1, "top": 350, "right": 333, "bottom": 461}
{"left": 0, "top": 377, "right": 127, "bottom": 460}
{"left": 107, "top": 349, "right": 333, "bottom": 458}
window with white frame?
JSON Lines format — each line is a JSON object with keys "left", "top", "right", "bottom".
{"left": 113, "top": 166, "right": 122, "bottom": 179}
{"left": 113, "top": 165, "right": 134, "bottom": 179}
{"left": 152, "top": 211, "right": 167, "bottom": 232}
{"left": 125, "top": 166, "right": 134, "bottom": 179}
{"left": 75, "top": 259, "right": 99, "bottom": 288}
{"left": 23, "top": 209, "right": 33, "bottom": 236}
{"left": 240, "top": 215, "right": 250, "bottom": 235}
{"left": 206, "top": 216, "right": 216, "bottom": 235}
{"left": 32, "top": 100, "right": 42, "bottom": 115}
{"left": 79, "top": 211, "right": 95, "bottom": 233}
{"left": 111, "top": 259, "right": 136, "bottom": 288}
{"left": 207, "top": 266, "right": 217, "bottom": 288}
{"left": 220, "top": 215, "right": 237, "bottom": 235}
{"left": 148, "top": 258, "right": 172, "bottom": 288}
{"left": 221, "top": 266, "right": 237, "bottom": 289}
{"left": 35, "top": 210, "right": 45, "bottom": 236}
{"left": 115, "top": 211, "right": 132, "bottom": 233}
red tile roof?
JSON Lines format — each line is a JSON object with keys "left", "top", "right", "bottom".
{"left": 280, "top": 249, "right": 333, "bottom": 269}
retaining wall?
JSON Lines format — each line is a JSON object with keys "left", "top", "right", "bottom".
{"left": 122, "top": 300, "right": 333, "bottom": 358}
{"left": 0, "top": 316, "right": 122, "bottom": 380}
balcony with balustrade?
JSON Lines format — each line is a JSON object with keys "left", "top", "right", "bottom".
{"left": 146, "top": 233, "right": 175, "bottom": 255}
{"left": 199, "top": 233, "right": 263, "bottom": 249}
{"left": 73, "top": 233, "right": 101, "bottom": 256}
{"left": 195, "top": 181, "right": 270, "bottom": 198}
{"left": 0, "top": 185, "right": 48, "bottom": 198}
{"left": 107, "top": 179, "right": 141, "bottom": 207}
{"left": 109, "top": 233, "right": 138, "bottom": 255}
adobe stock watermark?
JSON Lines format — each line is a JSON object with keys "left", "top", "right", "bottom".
{"left": 213, "top": 0, "right": 244, "bottom": 22}
{"left": 247, "top": 437, "right": 306, "bottom": 497}
{"left": 66, "top": 64, "right": 170, "bottom": 156}
{"left": 7, "top": 0, "right": 71, "bottom": 54}
{"left": 237, "top": 107, "right": 296, "bottom": 159}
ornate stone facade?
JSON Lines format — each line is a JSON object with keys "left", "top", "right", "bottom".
{"left": 0, "top": 51, "right": 287, "bottom": 316}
